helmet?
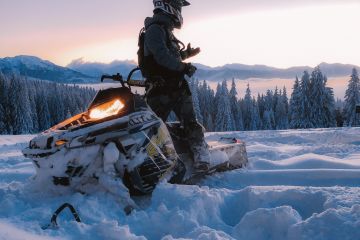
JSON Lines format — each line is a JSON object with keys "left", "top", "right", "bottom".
{"left": 153, "top": 0, "right": 190, "bottom": 29}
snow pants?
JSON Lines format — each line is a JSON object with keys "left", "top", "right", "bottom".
{"left": 146, "top": 81, "right": 207, "bottom": 159}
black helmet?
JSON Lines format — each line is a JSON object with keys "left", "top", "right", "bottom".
{"left": 153, "top": 0, "right": 190, "bottom": 28}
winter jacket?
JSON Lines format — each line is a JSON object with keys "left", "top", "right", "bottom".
{"left": 144, "top": 13, "right": 185, "bottom": 77}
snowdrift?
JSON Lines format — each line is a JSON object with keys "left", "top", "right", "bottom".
{"left": 1, "top": 128, "right": 360, "bottom": 239}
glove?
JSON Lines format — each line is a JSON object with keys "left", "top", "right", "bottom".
{"left": 183, "top": 63, "right": 197, "bottom": 78}
{"left": 181, "top": 43, "right": 201, "bottom": 60}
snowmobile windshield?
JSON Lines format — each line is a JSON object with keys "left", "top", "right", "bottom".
{"left": 51, "top": 87, "right": 135, "bottom": 131}
{"left": 86, "top": 87, "right": 135, "bottom": 122}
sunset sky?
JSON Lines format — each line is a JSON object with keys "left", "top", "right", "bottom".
{"left": 1, "top": 0, "right": 360, "bottom": 68}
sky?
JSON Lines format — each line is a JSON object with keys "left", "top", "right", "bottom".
{"left": 0, "top": 0, "right": 360, "bottom": 68}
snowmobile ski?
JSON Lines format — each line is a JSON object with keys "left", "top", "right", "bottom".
{"left": 42, "top": 203, "right": 81, "bottom": 230}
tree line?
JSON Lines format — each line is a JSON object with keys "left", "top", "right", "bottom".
{"left": 0, "top": 73, "right": 96, "bottom": 134}
{"left": 1, "top": 67, "right": 359, "bottom": 135}
{"left": 187, "top": 67, "right": 360, "bottom": 132}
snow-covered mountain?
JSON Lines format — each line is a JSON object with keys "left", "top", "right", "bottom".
{"left": 194, "top": 62, "right": 359, "bottom": 81}
{"left": 67, "top": 58, "right": 138, "bottom": 78}
{"left": 1, "top": 128, "right": 360, "bottom": 239}
{"left": 0, "top": 55, "right": 96, "bottom": 83}
{"left": 1, "top": 55, "right": 359, "bottom": 83}
{"left": 68, "top": 59, "right": 359, "bottom": 81}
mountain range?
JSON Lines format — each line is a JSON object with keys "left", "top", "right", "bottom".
{"left": 0, "top": 56, "right": 94, "bottom": 83}
{"left": 0, "top": 55, "right": 358, "bottom": 83}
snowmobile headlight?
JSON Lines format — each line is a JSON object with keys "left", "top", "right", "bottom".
{"left": 89, "top": 99, "right": 125, "bottom": 120}
{"left": 55, "top": 139, "right": 68, "bottom": 147}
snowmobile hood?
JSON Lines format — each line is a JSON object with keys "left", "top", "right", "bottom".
{"left": 145, "top": 13, "right": 174, "bottom": 30}
{"left": 22, "top": 110, "right": 161, "bottom": 159}
{"left": 22, "top": 106, "right": 181, "bottom": 195}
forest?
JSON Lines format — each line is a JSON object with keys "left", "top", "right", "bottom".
{"left": 187, "top": 67, "right": 359, "bottom": 131}
{"left": 0, "top": 73, "right": 96, "bottom": 134}
{"left": 0, "top": 67, "right": 359, "bottom": 134}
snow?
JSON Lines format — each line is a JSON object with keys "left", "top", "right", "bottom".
{"left": 1, "top": 128, "right": 360, "bottom": 239}
{"left": 1, "top": 56, "right": 58, "bottom": 71}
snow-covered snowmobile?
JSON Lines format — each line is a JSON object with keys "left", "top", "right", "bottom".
{"left": 22, "top": 68, "right": 248, "bottom": 198}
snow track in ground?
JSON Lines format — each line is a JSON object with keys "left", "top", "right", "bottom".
{"left": 0, "top": 129, "right": 360, "bottom": 239}
{"left": 205, "top": 169, "right": 360, "bottom": 189}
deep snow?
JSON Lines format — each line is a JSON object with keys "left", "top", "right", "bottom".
{"left": 0, "top": 128, "right": 360, "bottom": 240}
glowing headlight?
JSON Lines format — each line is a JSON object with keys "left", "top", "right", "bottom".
{"left": 89, "top": 99, "right": 125, "bottom": 120}
{"left": 55, "top": 140, "right": 68, "bottom": 147}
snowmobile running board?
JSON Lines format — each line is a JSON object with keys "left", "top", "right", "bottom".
{"left": 209, "top": 138, "right": 248, "bottom": 167}
{"left": 167, "top": 123, "right": 248, "bottom": 183}
{"left": 181, "top": 138, "right": 248, "bottom": 184}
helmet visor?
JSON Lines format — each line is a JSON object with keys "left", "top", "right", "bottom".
{"left": 171, "top": 0, "right": 190, "bottom": 10}
{"left": 182, "top": 0, "right": 190, "bottom": 6}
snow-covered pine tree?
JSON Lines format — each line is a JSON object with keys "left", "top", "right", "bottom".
{"left": 343, "top": 68, "right": 360, "bottom": 126}
{"left": 281, "top": 86, "right": 290, "bottom": 129}
{"left": 309, "top": 67, "right": 327, "bottom": 127}
{"left": 215, "top": 80, "right": 235, "bottom": 131}
{"left": 273, "top": 86, "right": 279, "bottom": 114}
{"left": 323, "top": 83, "right": 337, "bottom": 128}
{"left": 7, "top": 75, "right": 33, "bottom": 134}
{"left": 290, "top": 76, "right": 302, "bottom": 128}
{"left": 47, "top": 83, "right": 64, "bottom": 126}
{"left": 299, "top": 71, "right": 314, "bottom": 128}
{"left": 257, "top": 93, "right": 265, "bottom": 127}
{"left": 70, "top": 85, "right": 84, "bottom": 116}
{"left": 229, "top": 78, "right": 244, "bottom": 130}
{"left": 189, "top": 78, "right": 203, "bottom": 124}
{"left": 35, "top": 87, "right": 51, "bottom": 131}
{"left": 335, "top": 98, "right": 344, "bottom": 127}
{"left": 275, "top": 89, "right": 288, "bottom": 129}
{"left": 198, "top": 81, "right": 210, "bottom": 130}
{"left": 0, "top": 74, "right": 7, "bottom": 133}
{"left": 204, "top": 84, "right": 215, "bottom": 131}
{"left": 198, "top": 80, "right": 207, "bottom": 126}
{"left": 0, "top": 105, "right": 5, "bottom": 134}
{"left": 1, "top": 74, "right": 12, "bottom": 133}
{"left": 250, "top": 97, "right": 261, "bottom": 130}
{"left": 309, "top": 67, "right": 336, "bottom": 128}
{"left": 242, "top": 84, "right": 253, "bottom": 130}
{"left": 26, "top": 81, "right": 39, "bottom": 132}
{"left": 213, "top": 82, "right": 222, "bottom": 126}
{"left": 262, "top": 90, "right": 275, "bottom": 130}
{"left": 282, "top": 86, "right": 289, "bottom": 119}
{"left": 62, "top": 85, "right": 81, "bottom": 117}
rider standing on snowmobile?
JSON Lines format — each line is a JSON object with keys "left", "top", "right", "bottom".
{"left": 140, "top": 0, "right": 210, "bottom": 172}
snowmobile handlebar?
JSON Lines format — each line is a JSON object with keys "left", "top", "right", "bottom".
{"left": 101, "top": 73, "right": 125, "bottom": 87}
{"left": 127, "top": 79, "right": 146, "bottom": 87}
{"left": 100, "top": 68, "right": 146, "bottom": 89}
{"left": 126, "top": 67, "right": 145, "bottom": 88}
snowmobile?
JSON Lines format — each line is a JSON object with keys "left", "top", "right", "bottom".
{"left": 22, "top": 68, "right": 248, "bottom": 199}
